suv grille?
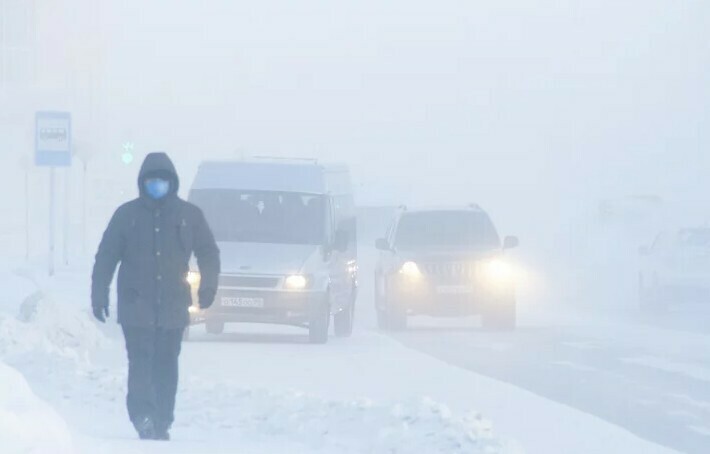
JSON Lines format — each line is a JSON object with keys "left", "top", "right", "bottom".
{"left": 421, "top": 262, "right": 476, "bottom": 281}
{"left": 219, "top": 275, "right": 280, "bottom": 288}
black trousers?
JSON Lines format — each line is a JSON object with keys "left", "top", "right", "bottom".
{"left": 122, "top": 325, "right": 184, "bottom": 431}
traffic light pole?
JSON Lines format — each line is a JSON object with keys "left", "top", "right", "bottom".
{"left": 63, "top": 167, "right": 69, "bottom": 266}
{"left": 49, "top": 167, "right": 55, "bottom": 277}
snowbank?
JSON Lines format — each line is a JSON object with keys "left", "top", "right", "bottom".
{"left": 0, "top": 268, "right": 108, "bottom": 364}
{"left": 179, "top": 380, "right": 504, "bottom": 454}
{"left": 0, "top": 296, "right": 107, "bottom": 363}
{"left": 0, "top": 360, "right": 74, "bottom": 453}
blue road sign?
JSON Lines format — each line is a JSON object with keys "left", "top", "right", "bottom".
{"left": 36, "top": 111, "right": 72, "bottom": 167}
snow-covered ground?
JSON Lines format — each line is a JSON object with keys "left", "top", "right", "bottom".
{"left": 0, "top": 259, "right": 685, "bottom": 454}
{"left": 0, "top": 360, "right": 74, "bottom": 454}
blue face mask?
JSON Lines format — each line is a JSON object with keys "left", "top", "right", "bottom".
{"left": 144, "top": 178, "right": 171, "bottom": 200}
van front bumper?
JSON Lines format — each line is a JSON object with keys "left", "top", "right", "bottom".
{"left": 190, "top": 288, "right": 327, "bottom": 326}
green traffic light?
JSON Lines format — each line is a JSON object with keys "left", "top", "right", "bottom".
{"left": 121, "top": 142, "right": 135, "bottom": 165}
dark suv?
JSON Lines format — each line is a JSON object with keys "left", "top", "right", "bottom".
{"left": 374, "top": 206, "right": 519, "bottom": 330}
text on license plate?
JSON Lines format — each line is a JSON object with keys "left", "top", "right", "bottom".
{"left": 221, "top": 297, "right": 265, "bottom": 308}
{"left": 436, "top": 285, "right": 473, "bottom": 295}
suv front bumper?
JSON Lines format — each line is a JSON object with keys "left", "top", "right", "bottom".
{"left": 384, "top": 277, "right": 513, "bottom": 316}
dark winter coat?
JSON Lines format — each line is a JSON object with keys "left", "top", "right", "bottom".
{"left": 91, "top": 152, "right": 220, "bottom": 328}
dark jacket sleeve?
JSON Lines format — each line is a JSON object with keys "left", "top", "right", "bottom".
{"left": 91, "top": 209, "right": 124, "bottom": 309}
{"left": 192, "top": 207, "right": 220, "bottom": 305}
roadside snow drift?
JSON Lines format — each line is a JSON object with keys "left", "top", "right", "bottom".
{"left": 0, "top": 269, "right": 107, "bottom": 364}
{"left": 178, "top": 380, "right": 502, "bottom": 454}
{"left": 0, "top": 360, "right": 74, "bottom": 454}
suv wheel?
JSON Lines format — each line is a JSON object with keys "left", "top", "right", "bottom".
{"left": 383, "top": 296, "right": 408, "bottom": 331}
{"left": 309, "top": 296, "right": 330, "bottom": 344}
{"left": 482, "top": 297, "right": 516, "bottom": 331}
{"left": 206, "top": 320, "right": 224, "bottom": 334}
{"left": 376, "top": 307, "right": 388, "bottom": 330}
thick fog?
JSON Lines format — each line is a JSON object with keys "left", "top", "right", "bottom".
{"left": 1, "top": 1, "right": 709, "bottom": 453}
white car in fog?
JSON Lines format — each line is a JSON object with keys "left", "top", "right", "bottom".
{"left": 639, "top": 228, "right": 710, "bottom": 311}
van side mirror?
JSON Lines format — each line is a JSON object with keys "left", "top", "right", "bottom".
{"left": 333, "top": 229, "right": 349, "bottom": 253}
{"left": 503, "top": 236, "right": 519, "bottom": 249}
{"left": 375, "top": 238, "right": 391, "bottom": 251}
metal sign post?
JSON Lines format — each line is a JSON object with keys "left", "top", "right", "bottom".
{"left": 35, "top": 111, "right": 72, "bottom": 276}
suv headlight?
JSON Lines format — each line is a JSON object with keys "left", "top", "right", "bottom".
{"left": 284, "top": 275, "right": 309, "bottom": 290}
{"left": 186, "top": 271, "right": 201, "bottom": 287}
{"left": 482, "top": 259, "right": 514, "bottom": 285}
{"left": 399, "top": 261, "right": 422, "bottom": 278}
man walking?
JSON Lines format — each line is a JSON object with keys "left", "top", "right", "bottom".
{"left": 91, "top": 152, "right": 220, "bottom": 440}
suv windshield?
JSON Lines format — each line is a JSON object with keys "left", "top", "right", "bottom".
{"left": 189, "top": 189, "right": 326, "bottom": 245}
{"left": 394, "top": 211, "right": 500, "bottom": 250}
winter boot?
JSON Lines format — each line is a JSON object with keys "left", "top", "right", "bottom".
{"left": 154, "top": 430, "right": 170, "bottom": 441}
{"left": 153, "top": 422, "right": 171, "bottom": 441}
{"left": 135, "top": 416, "right": 155, "bottom": 440}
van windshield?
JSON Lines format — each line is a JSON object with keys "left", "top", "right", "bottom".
{"left": 189, "top": 189, "right": 326, "bottom": 245}
{"left": 394, "top": 211, "right": 500, "bottom": 250}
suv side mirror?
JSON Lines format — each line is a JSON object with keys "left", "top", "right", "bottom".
{"left": 333, "top": 229, "right": 349, "bottom": 253}
{"left": 375, "top": 238, "right": 391, "bottom": 251}
{"left": 503, "top": 236, "right": 519, "bottom": 249}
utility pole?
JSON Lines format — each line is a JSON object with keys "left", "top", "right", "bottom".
{"left": 75, "top": 143, "right": 94, "bottom": 257}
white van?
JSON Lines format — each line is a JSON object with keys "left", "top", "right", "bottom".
{"left": 186, "top": 159, "right": 358, "bottom": 343}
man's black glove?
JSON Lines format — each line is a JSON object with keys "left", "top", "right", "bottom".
{"left": 93, "top": 304, "right": 109, "bottom": 323}
{"left": 198, "top": 289, "right": 215, "bottom": 310}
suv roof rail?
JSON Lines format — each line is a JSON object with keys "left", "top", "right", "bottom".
{"left": 251, "top": 156, "right": 319, "bottom": 164}
{"left": 468, "top": 203, "right": 482, "bottom": 210}
{"left": 398, "top": 204, "right": 408, "bottom": 211}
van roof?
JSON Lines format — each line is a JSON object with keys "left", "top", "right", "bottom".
{"left": 191, "top": 160, "right": 350, "bottom": 195}
{"left": 398, "top": 205, "right": 486, "bottom": 214}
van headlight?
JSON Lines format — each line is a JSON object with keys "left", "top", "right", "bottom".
{"left": 399, "top": 261, "right": 422, "bottom": 278}
{"left": 284, "top": 275, "right": 309, "bottom": 290}
{"left": 482, "top": 259, "right": 514, "bottom": 285}
{"left": 186, "top": 271, "right": 201, "bottom": 287}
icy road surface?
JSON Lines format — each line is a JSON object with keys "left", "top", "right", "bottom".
{"left": 388, "top": 314, "right": 710, "bottom": 454}
{"left": 358, "top": 249, "right": 710, "bottom": 454}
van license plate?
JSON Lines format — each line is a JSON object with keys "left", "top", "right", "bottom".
{"left": 436, "top": 285, "right": 472, "bottom": 295}
{"left": 221, "top": 297, "right": 265, "bottom": 308}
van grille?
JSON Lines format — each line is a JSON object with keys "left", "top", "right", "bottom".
{"left": 219, "top": 275, "right": 280, "bottom": 288}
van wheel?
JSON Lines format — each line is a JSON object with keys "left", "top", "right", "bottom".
{"left": 386, "top": 301, "right": 408, "bottom": 331}
{"left": 376, "top": 308, "right": 389, "bottom": 330}
{"left": 206, "top": 320, "right": 224, "bottom": 334}
{"left": 482, "top": 297, "right": 516, "bottom": 331}
{"left": 334, "top": 299, "right": 355, "bottom": 338}
{"left": 309, "top": 298, "right": 330, "bottom": 344}
{"left": 375, "top": 275, "right": 388, "bottom": 330}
